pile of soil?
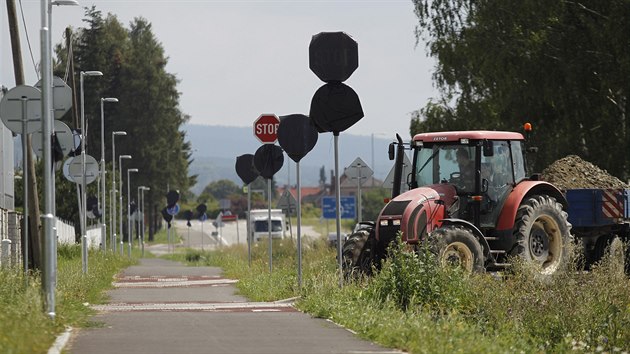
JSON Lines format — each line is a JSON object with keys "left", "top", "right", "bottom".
{"left": 541, "top": 155, "right": 629, "bottom": 190}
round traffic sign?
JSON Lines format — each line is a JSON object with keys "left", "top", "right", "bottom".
{"left": 68, "top": 155, "right": 99, "bottom": 184}
{"left": 253, "top": 114, "right": 280, "bottom": 144}
{"left": 0, "top": 85, "right": 42, "bottom": 134}
{"left": 309, "top": 32, "right": 359, "bottom": 83}
{"left": 31, "top": 120, "right": 74, "bottom": 158}
{"left": 166, "top": 203, "right": 180, "bottom": 216}
{"left": 34, "top": 76, "right": 73, "bottom": 119}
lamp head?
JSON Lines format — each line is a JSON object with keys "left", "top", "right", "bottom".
{"left": 82, "top": 71, "right": 103, "bottom": 77}
{"left": 51, "top": 0, "right": 79, "bottom": 6}
{"left": 120, "top": 155, "right": 132, "bottom": 160}
{"left": 102, "top": 97, "right": 119, "bottom": 103}
{"left": 128, "top": 168, "right": 139, "bottom": 173}
{"left": 113, "top": 131, "right": 127, "bottom": 136}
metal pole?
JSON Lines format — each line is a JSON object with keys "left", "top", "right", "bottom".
{"left": 109, "top": 189, "right": 114, "bottom": 251}
{"left": 21, "top": 99, "right": 29, "bottom": 276}
{"left": 267, "top": 178, "right": 272, "bottom": 273}
{"left": 79, "top": 72, "right": 87, "bottom": 273}
{"left": 119, "top": 156, "right": 123, "bottom": 255}
{"left": 42, "top": 0, "right": 56, "bottom": 319}
{"left": 334, "top": 133, "right": 342, "bottom": 287}
{"left": 137, "top": 187, "right": 141, "bottom": 250}
{"left": 358, "top": 166, "right": 362, "bottom": 223}
{"left": 111, "top": 134, "right": 116, "bottom": 252}
{"left": 127, "top": 170, "right": 131, "bottom": 257}
{"left": 99, "top": 99, "right": 106, "bottom": 251}
{"left": 236, "top": 215, "right": 239, "bottom": 245}
{"left": 247, "top": 185, "right": 251, "bottom": 267}
{"left": 297, "top": 161, "right": 302, "bottom": 288}
{"left": 200, "top": 220, "right": 204, "bottom": 252}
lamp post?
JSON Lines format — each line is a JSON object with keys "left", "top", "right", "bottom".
{"left": 79, "top": 70, "right": 103, "bottom": 274}
{"left": 118, "top": 154, "right": 131, "bottom": 255}
{"left": 99, "top": 98, "right": 118, "bottom": 252}
{"left": 138, "top": 186, "right": 149, "bottom": 256}
{"left": 110, "top": 131, "right": 126, "bottom": 252}
{"left": 127, "top": 168, "right": 138, "bottom": 257}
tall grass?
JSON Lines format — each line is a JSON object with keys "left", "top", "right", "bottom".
{"left": 180, "top": 236, "right": 630, "bottom": 353}
{"left": 0, "top": 245, "right": 134, "bottom": 353}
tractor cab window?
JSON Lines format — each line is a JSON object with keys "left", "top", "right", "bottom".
{"left": 415, "top": 144, "right": 476, "bottom": 191}
{"left": 480, "top": 141, "right": 513, "bottom": 227}
{"left": 511, "top": 141, "right": 526, "bottom": 182}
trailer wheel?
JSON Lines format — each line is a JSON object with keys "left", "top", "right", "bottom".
{"left": 430, "top": 226, "right": 484, "bottom": 273}
{"left": 342, "top": 228, "right": 373, "bottom": 279}
{"left": 512, "top": 195, "right": 571, "bottom": 275}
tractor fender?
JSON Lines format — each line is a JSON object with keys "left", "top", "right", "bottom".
{"left": 495, "top": 181, "right": 568, "bottom": 231}
{"left": 439, "top": 218, "right": 492, "bottom": 262}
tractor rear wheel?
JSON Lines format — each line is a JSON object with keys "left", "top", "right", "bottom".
{"left": 342, "top": 228, "right": 373, "bottom": 279}
{"left": 512, "top": 195, "right": 571, "bottom": 275}
{"left": 430, "top": 226, "right": 484, "bottom": 273}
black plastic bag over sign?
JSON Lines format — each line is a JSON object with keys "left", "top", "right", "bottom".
{"left": 235, "top": 154, "right": 259, "bottom": 185}
{"left": 278, "top": 114, "right": 318, "bottom": 163}
{"left": 166, "top": 190, "right": 180, "bottom": 208}
{"left": 253, "top": 144, "right": 284, "bottom": 179}
{"left": 309, "top": 82, "right": 364, "bottom": 134}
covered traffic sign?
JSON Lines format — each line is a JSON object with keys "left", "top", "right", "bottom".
{"left": 235, "top": 154, "right": 260, "bottom": 185}
{"left": 253, "top": 144, "right": 284, "bottom": 179}
{"left": 68, "top": 155, "right": 99, "bottom": 184}
{"left": 277, "top": 114, "right": 319, "bottom": 163}
{"left": 309, "top": 82, "right": 363, "bottom": 133}
{"left": 32, "top": 120, "right": 74, "bottom": 159}
{"left": 253, "top": 114, "right": 280, "bottom": 144}
{"left": 309, "top": 32, "right": 358, "bottom": 83}
{"left": 277, "top": 190, "right": 297, "bottom": 211}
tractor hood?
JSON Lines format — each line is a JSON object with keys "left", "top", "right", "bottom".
{"left": 376, "top": 184, "right": 457, "bottom": 244}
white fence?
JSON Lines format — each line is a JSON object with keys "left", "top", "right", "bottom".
{"left": 0, "top": 208, "right": 77, "bottom": 267}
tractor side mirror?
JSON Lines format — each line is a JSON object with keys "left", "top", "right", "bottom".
{"left": 483, "top": 140, "right": 494, "bottom": 157}
{"left": 388, "top": 143, "right": 395, "bottom": 160}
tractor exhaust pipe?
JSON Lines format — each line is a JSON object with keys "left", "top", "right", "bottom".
{"left": 391, "top": 134, "right": 405, "bottom": 198}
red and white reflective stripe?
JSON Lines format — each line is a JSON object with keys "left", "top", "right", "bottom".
{"left": 602, "top": 189, "right": 623, "bottom": 218}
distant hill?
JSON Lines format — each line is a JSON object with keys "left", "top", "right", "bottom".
{"left": 184, "top": 124, "right": 404, "bottom": 195}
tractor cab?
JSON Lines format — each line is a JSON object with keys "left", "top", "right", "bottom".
{"left": 408, "top": 131, "right": 527, "bottom": 229}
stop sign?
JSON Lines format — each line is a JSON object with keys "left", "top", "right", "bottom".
{"left": 253, "top": 114, "right": 280, "bottom": 144}
{"left": 309, "top": 32, "right": 358, "bottom": 83}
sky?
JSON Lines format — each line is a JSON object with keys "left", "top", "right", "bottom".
{"left": 1, "top": 0, "right": 439, "bottom": 140}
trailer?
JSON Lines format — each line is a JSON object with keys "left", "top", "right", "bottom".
{"left": 565, "top": 188, "right": 630, "bottom": 267}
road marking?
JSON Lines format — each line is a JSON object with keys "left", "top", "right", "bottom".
{"left": 113, "top": 278, "right": 238, "bottom": 288}
{"left": 92, "top": 301, "right": 296, "bottom": 313}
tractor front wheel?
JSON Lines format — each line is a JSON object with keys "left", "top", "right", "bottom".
{"left": 512, "top": 195, "right": 571, "bottom": 275}
{"left": 342, "top": 228, "right": 373, "bottom": 279}
{"left": 430, "top": 226, "right": 484, "bottom": 273}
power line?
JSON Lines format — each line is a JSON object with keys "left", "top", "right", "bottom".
{"left": 17, "top": 0, "right": 39, "bottom": 80}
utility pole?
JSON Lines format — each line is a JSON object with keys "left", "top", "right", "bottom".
{"left": 6, "top": 0, "right": 43, "bottom": 269}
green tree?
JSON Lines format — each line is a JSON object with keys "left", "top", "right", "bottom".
{"left": 411, "top": 0, "right": 630, "bottom": 180}
{"left": 199, "top": 179, "right": 241, "bottom": 200}
{"left": 362, "top": 187, "right": 390, "bottom": 222}
{"left": 54, "top": 8, "right": 195, "bottom": 233}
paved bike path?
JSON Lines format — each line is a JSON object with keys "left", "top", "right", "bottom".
{"left": 67, "top": 258, "right": 398, "bottom": 354}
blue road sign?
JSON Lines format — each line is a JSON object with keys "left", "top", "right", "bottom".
{"left": 199, "top": 213, "right": 208, "bottom": 222}
{"left": 322, "top": 196, "right": 356, "bottom": 219}
{"left": 166, "top": 203, "right": 180, "bottom": 216}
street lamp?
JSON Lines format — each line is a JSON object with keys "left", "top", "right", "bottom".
{"left": 127, "top": 168, "right": 138, "bottom": 257}
{"left": 118, "top": 154, "right": 131, "bottom": 255}
{"left": 111, "top": 131, "right": 126, "bottom": 252}
{"left": 99, "top": 97, "right": 118, "bottom": 252}
{"left": 79, "top": 70, "right": 103, "bottom": 274}
{"left": 138, "top": 186, "right": 150, "bottom": 256}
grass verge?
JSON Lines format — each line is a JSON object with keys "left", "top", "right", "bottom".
{"left": 172, "top": 237, "right": 630, "bottom": 353}
{"left": 0, "top": 245, "right": 134, "bottom": 353}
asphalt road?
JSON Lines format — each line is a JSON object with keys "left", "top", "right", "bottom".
{"left": 66, "top": 258, "right": 401, "bottom": 354}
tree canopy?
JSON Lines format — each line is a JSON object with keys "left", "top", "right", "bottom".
{"left": 411, "top": 0, "right": 630, "bottom": 180}
{"left": 53, "top": 7, "right": 195, "bottom": 230}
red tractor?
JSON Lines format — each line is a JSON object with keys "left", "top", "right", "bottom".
{"left": 343, "top": 127, "right": 571, "bottom": 275}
